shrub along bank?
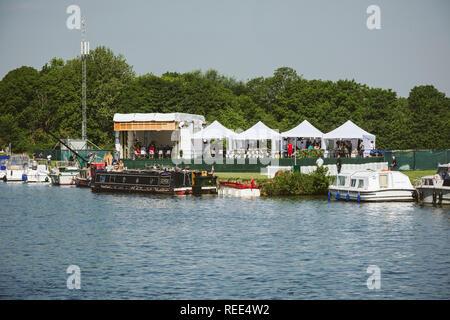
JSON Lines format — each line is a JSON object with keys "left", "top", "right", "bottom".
{"left": 260, "top": 166, "right": 333, "bottom": 196}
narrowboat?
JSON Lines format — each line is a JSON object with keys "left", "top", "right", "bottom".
{"left": 415, "top": 163, "right": 450, "bottom": 205}
{"left": 328, "top": 169, "right": 415, "bottom": 202}
{"left": 91, "top": 169, "right": 217, "bottom": 195}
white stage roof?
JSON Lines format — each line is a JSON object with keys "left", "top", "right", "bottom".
{"left": 113, "top": 113, "right": 205, "bottom": 123}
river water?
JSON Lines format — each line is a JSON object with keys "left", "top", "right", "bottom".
{"left": 0, "top": 183, "right": 448, "bottom": 299}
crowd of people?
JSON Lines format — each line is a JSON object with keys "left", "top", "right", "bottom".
{"left": 132, "top": 140, "right": 173, "bottom": 160}
{"left": 332, "top": 139, "right": 374, "bottom": 158}
{"left": 285, "top": 138, "right": 321, "bottom": 158}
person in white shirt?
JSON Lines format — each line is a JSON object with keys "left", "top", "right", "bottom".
{"left": 316, "top": 156, "right": 324, "bottom": 167}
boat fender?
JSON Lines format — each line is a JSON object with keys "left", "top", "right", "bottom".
{"left": 357, "top": 194, "right": 361, "bottom": 203}
{"left": 419, "top": 191, "right": 423, "bottom": 202}
{"left": 432, "top": 192, "right": 437, "bottom": 204}
{"left": 22, "top": 174, "right": 27, "bottom": 182}
{"left": 438, "top": 192, "right": 443, "bottom": 205}
{"left": 328, "top": 192, "right": 331, "bottom": 201}
{"left": 45, "top": 177, "right": 49, "bottom": 182}
{"left": 412, "top": 190, "right": 418, "bottom": 202}
{"left": 336, "top": 192, "right": 340, "bottom": 200}
{"left": 88, "top": 181, "right": 92, "bottom": 187}
{"left": 346, "top": 193, "right": 350, "bottom": 201}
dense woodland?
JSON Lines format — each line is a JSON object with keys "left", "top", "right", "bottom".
{"left": 0, "top": 46, "right": 448, "bottom": 153}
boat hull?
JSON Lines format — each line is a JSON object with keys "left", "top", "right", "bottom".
{"left": 4, "top": 170, "right": 26, "bottom": 182}
{"left": 24, "top": 172, "right": 50, "bottom": 183}
{"left": 416, "top": 186, "right": 450, "bottom": 205}
{"left": 329, "top": 188, "right": 415, "bottom": 202}
{"left": 49, "top": 172, "right": 78, "bottom": 185}
{"left": 218, "top": 182, "right": 260, "bottom": 197}
{"left": 75, "top": 178, "right": 91, "bottom": 187}
{"left": 91, "top": 170, "right": 217, "bottom": 195}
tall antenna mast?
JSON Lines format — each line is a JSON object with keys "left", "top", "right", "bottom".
{"left": 81, "top": 17, "right": 89, "bottom": 145}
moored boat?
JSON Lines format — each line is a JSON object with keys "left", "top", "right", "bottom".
{"left": 218, "top": 181, "right": 260, "bottom": 197}
{"left": 49, "top": 161, "right": 80, "bottom": 186}
{"left": 91, "top": 168, "right": 217, "bottom": 195}
{"left": 415, "top": 163, "right": 450, "bottom": 205}
{"left": 75, "top": 163, "right": 105, "bottom": 187}
{"left": 328, "top": 169, "right": 415, "bottom": 202}
{"left": 2, "top": 155, "right": 29, "bottom": 182}
{"left": 23, "top": 160, "right": 50, "bottom": 183}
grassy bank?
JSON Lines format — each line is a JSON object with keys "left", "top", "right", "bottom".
{"left": 401, "top": 170, "right": 435, "bottom": 185}
{"left": 215, "top": 168, "right": 332, "bottom": 196}
{"left": 214, "top": 170, "right": 436, "bottom": 191}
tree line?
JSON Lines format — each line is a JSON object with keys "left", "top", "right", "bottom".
{"left": 0, "top": 46, "right": 448, "bottom": 153}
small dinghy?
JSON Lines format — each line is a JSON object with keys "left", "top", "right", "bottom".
{"left": 218, "top": 181, "right": 260, "bottom": 197}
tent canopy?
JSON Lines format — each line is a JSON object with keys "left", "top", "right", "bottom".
{"left": 236, "top": 121, "right": 281, "bottom": 140}
{"left": 323, "top": 120, "right": 375, "bottom": 140}
{"left": 281, "top": 120, "right": 323, "bottom": 138}
{"left": 192, "top": 120, "right": 238, "bottom": 140}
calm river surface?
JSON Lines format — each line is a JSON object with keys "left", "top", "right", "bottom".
{"left": 0, "top": 183, "right": 449, "bottom": 299}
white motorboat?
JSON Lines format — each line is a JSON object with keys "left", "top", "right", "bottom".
{"left": 328, "top": 169, "right": 415, "bottom": 202}
{"left": 415, "top": 163, "right": 450, "bottom": 205}
{"left": 49, "top": 161, "right": 80, "bottom": 186}
{"left": 23, "top": 160, "right": 50, "bottom": 183}
{"left": 3, "top": 155, "right": 29, "bottom": 182}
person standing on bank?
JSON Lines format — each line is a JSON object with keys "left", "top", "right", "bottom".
{"left": 336, "top": 154, "right": 342, "bottom": 174}
{"left": 390, "top": 156, "right": 398, "bottom": 171}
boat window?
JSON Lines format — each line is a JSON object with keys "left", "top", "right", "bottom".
{"left": 351, "top": 179, "right": 356, "bottom": 187}
{"left": 358, "top": 179, "right": 364, "bottom": 188}
{"left": 338, "top": 176, "right": 346, "bottom": 186}
{"left": 379, "top": 174, "right": 388, "bottom": 188}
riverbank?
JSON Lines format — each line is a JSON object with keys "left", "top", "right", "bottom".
{"left": 214, "top": 169, "right": 436, "bottom": 195}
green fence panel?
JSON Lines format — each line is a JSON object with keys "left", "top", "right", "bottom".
{"left": 122, "top": 156, "right": 385, "bottom": 173}
{"left": 389, "top": 151, "right": 415, "bottom": 171}
{"left": 415, "top": 150, "right": 448, "bottom": 170}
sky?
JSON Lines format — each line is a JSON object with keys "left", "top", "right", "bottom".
{"left": 0, "top": 0, "right": 449, "bottom": 97}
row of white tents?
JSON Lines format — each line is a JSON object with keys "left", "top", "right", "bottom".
{"left": 192, "top": 119, "right": 376, "bottom": 158}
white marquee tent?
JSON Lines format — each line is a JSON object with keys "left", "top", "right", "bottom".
{"left": 281, "top": 120, "right": 323, "bottom": 138}
{"left": 191, "top": 120, "right": 238, "bottom": 158}
{"left": 281, "top": 120, "right": 325, "bottom": 161}
{"left": 192, "top": 120, "right": 238, "bottom": 140}
{"left": 234, "top": 121, "right": 282, "bottom": 157}
{"left": 323, "top": 120, "right": 376, "bottom": 157}
{"left": 237, "top": 121, "right": 282, "bottom": 140}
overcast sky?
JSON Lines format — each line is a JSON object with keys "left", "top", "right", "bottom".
{"left": 0, "top": 0, "right": 449, "bottom": 97}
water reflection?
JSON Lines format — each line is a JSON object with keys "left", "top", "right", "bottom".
{"left": 0, "top": 183, "right": 449, "bottom": 299}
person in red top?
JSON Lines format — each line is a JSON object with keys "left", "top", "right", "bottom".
{"left": 287, "top": 142, "right": 293, "bottom": 158}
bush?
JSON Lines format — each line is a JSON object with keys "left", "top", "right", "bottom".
{"left": 296, "top": 149, "right": 324, "bottom": 159}
{"left": 261, "top": 166, "right": 332, "bottom": 196}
